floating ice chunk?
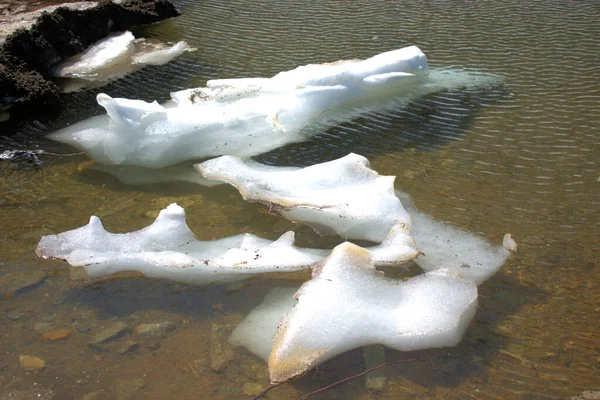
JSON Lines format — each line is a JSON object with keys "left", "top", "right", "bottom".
{"left": 36, "top": 203, "right": 417, "bottom": 283}
{"left": 131, "top": 40, "right": 194, "bottom": 66}
{"left": 196, "top": 153, "right": 413, "bottom": 243}
{"left": 49, "top": 31, "right": 194, "bottom": 91}
{"left": 36, "top": 204, "right": 324, "bottom": 284}
{"left": 203, "top": 45, "right": 428, "bottom": 95}
{"left": 49, "top": 31, "right": 136, "bottom": 79}
{"left": 397, "top": 191, "right": 516, "bottom": 284}
{"left": 268, "top": 242, "right": 478, "bottom": 383}
{"left": 48, "top": 46, "right": 503, "bottom": 167}
{"left": 47, "top": 46, "right": 433, "bottom": 167}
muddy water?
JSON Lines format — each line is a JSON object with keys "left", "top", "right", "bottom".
{"left": 1, "top": 0, "right": 599, "bottom": 399}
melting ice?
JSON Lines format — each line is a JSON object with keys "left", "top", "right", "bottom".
{"left": 49, "top": 31, "right": 194, "bottom": 92}
{"left": 48, "top": 46, "right": 502, "bottom": 168}
{"left": 251, "top": 243, "right": 479, "bottom": 383}
{"left": 196, "top": 153, "right": 414, "bottom": 243}
{"left": 36, "top": 203, "right": 420, "bottom": 284}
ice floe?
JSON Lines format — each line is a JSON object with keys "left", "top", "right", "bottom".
{"left": 49, "top": 31, "right": 194, "bottom": 92}
{"left": 48, "top": 46, "right": 502, "bottom": 168}
{"left": 36, "top": 203, "right": 419, "bottom": 284}
{"left": 36, "top": 204, "right": 322, "bottom": 284}
{"left": 242, "top": 243, "right": 478, "bottom": 383}
{"left": 196, "top": 153, "right": 412, "bottom": 243}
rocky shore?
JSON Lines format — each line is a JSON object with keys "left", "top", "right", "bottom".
{"left": 0, "top": 0, "right": 179, "bottom": 122}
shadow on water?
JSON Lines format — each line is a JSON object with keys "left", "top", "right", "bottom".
{"left": 60, "top": 275, "right": 301, "bottom": 321}
{"left": 255, "top": 83, "right": 513, "bottom": 167}
{"left": 52, "top": 238, "right": 544, "bottom": 397}
{"left": 56, "top": 262, "right": 545, "bottom": 399}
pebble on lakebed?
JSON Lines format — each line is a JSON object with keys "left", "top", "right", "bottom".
{"left": 134, "top": 321, "right": 176, "bottom": 339}
{"left": 42, "top": 328, "right": 73, "bottom": 341}
{"left": 19, "top": 355, "right": 45, "bottom": 371}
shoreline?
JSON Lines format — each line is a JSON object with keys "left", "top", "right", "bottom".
{"left": 0, "top": 0, "right": 179, "bottom": 126}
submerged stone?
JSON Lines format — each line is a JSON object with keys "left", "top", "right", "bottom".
{"left": 19, "top": 355, "right": 45, "bottom": 371}
{"left": 89, "top": 321, "right": 130, "bottom": 348}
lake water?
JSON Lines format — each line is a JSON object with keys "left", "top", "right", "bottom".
{"left": 1, "top": 0, "right": 599, "bottom": 399}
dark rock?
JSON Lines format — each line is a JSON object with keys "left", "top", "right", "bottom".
{"left": 0, "top": 0, "right": 180, "bottom": 122}
{"left": 144, "top": 340, "right": 161, "bottom": 351}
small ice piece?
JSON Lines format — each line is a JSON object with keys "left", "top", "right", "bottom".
{"left": 268, "top": 242, "right": 478, "bottom": 383}
{"left": 397, "top": 191, "right": 516, "bottom": 284}
{"left": 131, "top": 40, "right": 194, "bottom": 66}
{"left": 35, "top": 204, "right": 324, "bottom": 284}
{"left": 196, "top": 153, "right": 414, "bottom": 244}
{"left": 49, "top": 31, "right": 195, "bottom": 89}
{"left": 49, "top": 31, "right": 136, "bottom": 79}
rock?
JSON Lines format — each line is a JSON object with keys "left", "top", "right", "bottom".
{"left": 42, "top": 314, "right": 55, "bottom": 322}
{"left": 6, "top": 311, "right": 23, "bottom": 320}
{"left": 0, "top": 270, "right": 47, "bottom": 297}
{"left": 209, "top": 323, "right": 237, "bottom": 372}
{"left": 145, "top": 341, "right": 161, "bottom": 351}
{"left": 0, "top": 0, "right": 180, "bottom": 125}
{"left": 134, "top": 322, "right": 176, "bottom": 339}
{"left": 19, "top": 355, "right": 45, "bottom": 370}
{"left": 241, "top": 382, "right": 265, "bottom": 397}
{"left": 42, "top": 328, "right": 73, "bottom": 341}
{"left": 33, "top": 322, "right": 56, "bottom": 333}
{"left": 112, "top": 378, "right": 145, "bottom": 400}
{"left": 190, "top": 359, "right": 209, "bottom": 374}
{"left": 89, "top": 321, "right": 129, "bottom": 348}
{"left": 116, "top": 340, "right": 139, "bottom": 355}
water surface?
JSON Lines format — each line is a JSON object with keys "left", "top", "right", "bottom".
{"left": 0, "top": 1, "right": 598, "bottom": 399}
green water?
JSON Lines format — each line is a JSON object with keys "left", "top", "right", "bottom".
{"left": 1, "top": 0, "right": 599, "bottom": 399}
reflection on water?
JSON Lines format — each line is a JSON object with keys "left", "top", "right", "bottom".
{"left": 1, "top": 0, "right": 599, "bottom": 399}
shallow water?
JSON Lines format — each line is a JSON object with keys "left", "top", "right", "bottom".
{"left": 1, "top": 0, "right": 599, "bottom": 399}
